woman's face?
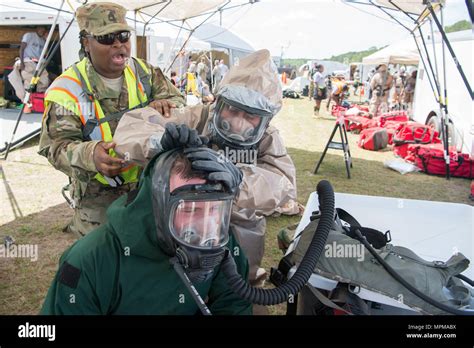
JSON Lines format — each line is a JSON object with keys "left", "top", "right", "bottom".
{"left": 84, "top": 31, "right": 131, "bottom": 78}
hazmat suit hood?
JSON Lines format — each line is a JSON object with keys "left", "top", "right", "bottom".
{"left": 217, "top": 49, "right": 282, "bottom": 116}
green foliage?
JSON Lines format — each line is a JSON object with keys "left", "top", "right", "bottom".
{"left": 281, "top": 58, "right": 308, "bottom": 68}
{"left": 445, "top": 20, "right": 471, "bottom": 33}
{"left": 282, "top": 45, "right": 386, "bottom": 67}
{"left": 324, "top": 46, "right": 384, "bottom": 64}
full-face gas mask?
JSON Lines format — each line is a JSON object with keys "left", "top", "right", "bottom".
{"left": 151, "top": 149, "right": 235, "bottom": 283}
{"left": 209, "top": 85, "right": 275, "bottom": 150}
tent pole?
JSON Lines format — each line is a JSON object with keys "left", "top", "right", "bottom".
{"left": 428, "top": 16, "right": 449, "bottom": 179}
{"left": 429, "top": 19, "right": 440, "bottom": 97}
{"left": 440, "top": 6, "right": 450, "bottom": 179}
{"left": 427, "top": 2, "right": 473, "bottom": 99}
{"left": 210, "top": 50, "right": 214, "bottom": 88}
{"left": 418, "top": 28, "right": 441, "bottom": 99}
{"left": 3, "top": 0, "right": 66, "bottom": 160}
{"left": 466, "top": 0, "right": 474, "bottom": 23}
{"left": 411, "top": 33, "right": 437, "bottom": 102}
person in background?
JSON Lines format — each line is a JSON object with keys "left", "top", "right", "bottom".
{"left": 170, "top": 71, "right": 177, "bottom": 86}
{"left": 218, "top": 59, "right": 229, "bottom": 80}
{"left": 312, "top": 64, "right": 326, "bottom": 116}
{"left": 308, "top": 62, "right": 318, "bottom": 101}
{"left": 369, "top": 64, "right": 393, "bottom": 117}
{"left": 19, "top": 25, "right": 50, "bottom": 112}
{"left": 401, "top": 69, "right": 417, "bottom": 111}
{"left": 197, "top": 57, "right": 209, "bottom": 85}
{"left": 353, "top": 69, "right": 361, "bottom": 95}
{"left": 326, "top": 74, "right": 349, "bottom": 111}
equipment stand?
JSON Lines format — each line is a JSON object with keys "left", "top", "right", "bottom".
{"left": 313, "top": 116, "right": 352, "bottom": 179}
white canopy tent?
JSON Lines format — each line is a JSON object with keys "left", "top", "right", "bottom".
{"left": 362, "top": 36, "right": 419, "bottom": 65}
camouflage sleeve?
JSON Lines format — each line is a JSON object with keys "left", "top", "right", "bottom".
{"left": 149, "top": 63, "right": 186, "bottom": 107}
{"left": 38, "top": 102, "right": 100, "bottom": 181}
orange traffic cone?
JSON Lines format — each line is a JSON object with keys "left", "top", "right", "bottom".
{"left": 282, "top": 72, "right": 287, "bottom": 84}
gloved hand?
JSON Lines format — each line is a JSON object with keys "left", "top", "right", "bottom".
{"left": 160, "top": 122, "right": 209, "bottom": 151}
{"left": 184, "top": 147, "right": 243, "bottom": 194}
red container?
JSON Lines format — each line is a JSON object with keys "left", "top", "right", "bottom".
{"left": 30, "top": 92, "right": 45, "bottom": 113}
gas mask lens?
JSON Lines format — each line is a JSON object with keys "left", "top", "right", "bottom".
{"left": 171, "top": 199, "right": 232, "bottom": 249}
{"left": 213, "top": 101, "right": 270, "bottom": 146}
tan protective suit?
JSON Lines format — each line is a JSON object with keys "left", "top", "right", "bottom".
{"left": 114, "top": 50, "right": 298, "bottom": 281}
{"left": 369, "top": 70, "right": 393, "bottom": 116}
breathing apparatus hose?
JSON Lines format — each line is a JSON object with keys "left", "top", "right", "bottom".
{"left": 221, "top": 180, "right": 335, "bottom": 306}
{"left": 354, "top": 229, "right": 474, "bottom": 316}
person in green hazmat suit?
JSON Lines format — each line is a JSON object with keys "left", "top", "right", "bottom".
{"left": 41, "top": 141, "right": 251, "bottom": 315}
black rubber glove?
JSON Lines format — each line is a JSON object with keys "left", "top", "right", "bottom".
{"left": 160, "top": 122, "right": 209, "bottom": 151}
{"left": 184, "top": 147, "right": 243, "bottom": 194}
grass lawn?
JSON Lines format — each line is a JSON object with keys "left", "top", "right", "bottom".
{"left": 0, "top": 96, "right": 471, "bottom": 315}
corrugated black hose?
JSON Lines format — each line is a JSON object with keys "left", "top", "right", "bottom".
{"left": 221, "top": 180, "right": 335, "bottom": 305}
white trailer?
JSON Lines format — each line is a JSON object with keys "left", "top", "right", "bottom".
{"left": 412, "top": 29, "right": 473, "bottom": 156}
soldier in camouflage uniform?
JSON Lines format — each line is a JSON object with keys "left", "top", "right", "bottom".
{"left": 38, "top": 2, "right": 185, "bottom": 237}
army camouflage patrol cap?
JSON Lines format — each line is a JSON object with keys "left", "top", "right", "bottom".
{"left": 76, "top": 2, "right": 133, "bottom": 36}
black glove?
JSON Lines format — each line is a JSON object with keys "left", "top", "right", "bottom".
{"left": 183, "top": 147, "right": 243, "bottom": 194}
{"left": 160, "top": 122, "right": 209, "bottom": 151}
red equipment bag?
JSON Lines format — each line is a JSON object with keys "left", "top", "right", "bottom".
{"left": 351, "top": 104, "right": 369, "bottom": 112}
{"left": 344, "top": 116, "right": 377, "bottom": 134}
{"left": 30, "top": 92, "right": 45, "bottom": 113}
{"left": 358, "top": 127, "right": 388, "bottom": 151}
{"left": 382, "top": 120, "right": 405, "bottom": 145}
{"left": 410, "top": 144, "right": 473, "bottom": 179}
{"left": 393, "top": 122, "right": 441, "bottom": 159}
{"left": 331, "top": 104, "right": 347, "bottom": 117}
{"left": 377, "top": 111, "right": 409, "bottom": 127}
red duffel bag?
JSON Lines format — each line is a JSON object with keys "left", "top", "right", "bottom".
{"left": 410, "top": 144, "right": 473, "bottom": 179}
{"left": 393, "top": 122, "right": 441, "bottom": 159}
{"left": 345, "top": 115, "right": 377, "bottom": 134}
{"left": 331, "top": 104, "right": 347, "bottom": 117}
{"left": 377, "top": 111, "right": 409, "bottom": 127}
{"left": 382, "top": 120, "right": 406, "bottom": 145}
{"left": 358, "top": 127, "right": 388, "bottom": 151}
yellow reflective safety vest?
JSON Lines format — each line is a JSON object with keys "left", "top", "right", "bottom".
{"left": 332, "top": 80, "right": 345, "bottom": 96}
{"left": 44, "top": 57, "right": 151, "bottom": 186}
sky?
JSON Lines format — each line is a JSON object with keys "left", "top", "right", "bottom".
{"left": 198, "top": 0, "right": 471, "bottom": 59}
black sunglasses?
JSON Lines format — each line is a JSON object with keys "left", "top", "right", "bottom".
{"left": 88, "top": 31, "right": 131, "bottom": 45}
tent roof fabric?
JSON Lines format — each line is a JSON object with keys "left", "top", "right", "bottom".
{"left": 86, "top": 0, "right": 227, "bottom": 21}
{"left": 193, "top": 23, "right": 254, "bottom": 53}
{"left": 362, "top": 36, "right": 419, "bottom": 65}
{"left": 375, "top": 0, "right": 445, "bottom": 15}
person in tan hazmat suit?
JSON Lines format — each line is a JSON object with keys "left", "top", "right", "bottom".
{"left": 369, "top": 64, "right": 393, "bottom": 117}
{"left": 113, "top": 49, "right": 299, "bottom": 284}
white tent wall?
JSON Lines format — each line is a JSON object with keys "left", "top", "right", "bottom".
{"left": 193, "top": 23, "right": 254, "bottom": 66}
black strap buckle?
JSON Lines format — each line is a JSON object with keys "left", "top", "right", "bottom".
{"left": 83, "top": 118, "right": 98, "bottom": 140}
